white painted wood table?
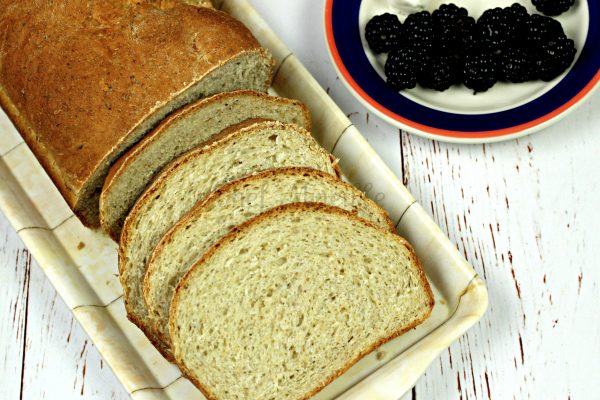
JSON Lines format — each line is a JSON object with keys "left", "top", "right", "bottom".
{"left": 1, "top": 1, "right": 599, "bottom": 399}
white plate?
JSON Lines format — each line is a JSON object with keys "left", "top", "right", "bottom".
{"left": 325, "top": 0, "right": 600, "bottom": 143}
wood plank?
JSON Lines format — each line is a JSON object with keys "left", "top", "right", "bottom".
{"left": 401, "top": 93, "right": 600, "bottom": 399}
{"left": 0, "top": 213, "right": 30, "bottom": 400}
{"left": 0, "top": 208, "right": 130, "bottom": 399}
{"left": 20, "top": 262, "right": 130, "bottom": 400}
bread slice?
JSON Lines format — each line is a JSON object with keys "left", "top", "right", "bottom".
{"left": 101, "top": 91, "right": 311, "bottom": 240}
{"left": 170, "top": 203, "right": 434, "bottom": 400}
{"left": 119, "top": 120, "right": 340, "bottom": 357}
{"left": 143, "top": 167, "right": 395, "bottom": 358}
{"left": 0, "top": 1, "right": 274, "bottom": 226}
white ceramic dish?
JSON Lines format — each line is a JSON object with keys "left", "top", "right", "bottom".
{"left": 0, "top": 0, "right": 488, "bottom": 398}
{"left": 325, "top": 0, "right": 600, "bottom": 143}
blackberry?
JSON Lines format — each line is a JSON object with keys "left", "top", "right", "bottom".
{"left": 533, "top": 37, "right": 577, "bottom": 81}
{"left": 365, "top": 13, "right": 402, "bottom": 54}
{"left": 432, "top": 3, "right": 476, "bottom": 55}
{"left": 463, "top": 52, "right": 499, "bottom": 93}
{"left": 475, "top": 5, "right": 529, "bottom": 52}
{"left": 418, "top": 54, "right": 462, "bottom": 91}
{"left": 505, "top": 2, "right": 529, "bottom": 17}
{"left": 385, "top": 48, "right": 419, "bottom": 90}
{"left": 503, "top": 3, "right": 530, "bottom": 38}
{"left": 531, "top": 0, "right": 575, "bottom": 16}
{"left": 475, "top": 8, "right": 512, "bottom": 51}
{"left": 526, "top": 14, "right": 566, "bottom": 46}
{"left": 500, "top": 48, "right": 536, "bottom": 82}
{"left": 403, "top": 11, "right": 435, "bottom": 53}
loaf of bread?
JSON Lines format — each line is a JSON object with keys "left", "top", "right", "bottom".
{"left": 143, "top": 167, "right": 395, "bottom": 359}
{"left": 101, "top": 91, "right": 311, "bottom": 240}
{"left": 2, "top": 2, "right": 435, "bottom": 396}
{"left": 119, "top": 119, "right": 340, "bottom": 357}
{"left": 170, "top": 203, "right": 434, "bottom": 400}
{"left": 0, "top": 0, "right": 274, "bottom": 226}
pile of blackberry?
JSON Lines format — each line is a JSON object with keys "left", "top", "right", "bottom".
{"left": 365, "top": 3, "right": 577, "bottom": 94}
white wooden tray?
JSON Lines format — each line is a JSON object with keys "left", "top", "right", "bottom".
{"left": 0, "top": 0, "right": 488, "bottom": 398}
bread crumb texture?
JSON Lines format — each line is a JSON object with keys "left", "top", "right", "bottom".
{"left": 171, "top": 204, "right": 433, "bottom": 400}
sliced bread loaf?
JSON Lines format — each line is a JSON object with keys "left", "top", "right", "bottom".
{"left": 119, "top": 120, "right": 340, "bottom": 357}
{"left": 101, "top": 91, "right": 311, "bottom": 240}
{"left": 143, "top": 167, "right": 395, "bottom": 358}
{"left": 0, "top": 1, "right": 274, "bottom": 226}
{"left": 170, "top": 203, "right": 434, "bottom": 400}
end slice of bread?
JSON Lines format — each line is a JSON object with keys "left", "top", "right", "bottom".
{"left": 143, "top": 167, "right": 395, "bottom": 359}
{"left": 170, "top": 203, "right": 434, "bottom": 400}
{"left": 119, "top": 120, "right": 339, "bottom": 358}
{"left": 101, "top": 91, "right": 311, "bottom": 240}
